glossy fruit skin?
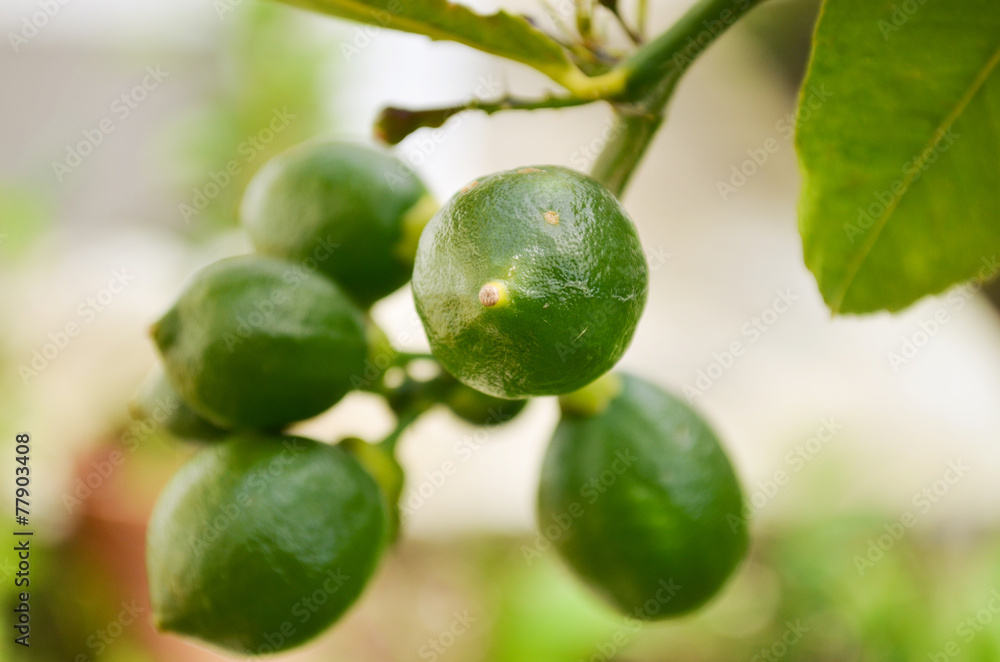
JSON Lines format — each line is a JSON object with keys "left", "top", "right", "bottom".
{"left": 152, "top": 254, "right": 368, "bottom": 431}
{"left": 538, "top": 374, "right": 748, "bottom": 619}
{"left": 146, "top": 434, "right": 387, "bottom": 656}
{"left": 241, "top": 140, "right": 435, "bottom": 307}
{"left": 412, "top": 165, "right": 648, "bottom": 399}
{"left": 130, "top": 370, "right": 227, "bottom": 441}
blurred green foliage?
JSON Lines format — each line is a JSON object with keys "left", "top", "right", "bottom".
{"left": 169, "top": 1, "right": 337, "bottom": 235}
{"left": 482, "top": 519, "right": 1000, "bottom": 662}
{"left": 0, "top": 184, "right": 51, "bottom": 260}
{"left": 19, "top": 505, "right": 1000, "bottom": 661}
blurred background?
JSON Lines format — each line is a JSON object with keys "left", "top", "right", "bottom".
{"left": 4, "top": 0, "right": 1000, "bottom": 659}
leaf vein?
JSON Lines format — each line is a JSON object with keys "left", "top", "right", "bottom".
{"left": 832, "top": 42, "right": 1000, "bottom": 312}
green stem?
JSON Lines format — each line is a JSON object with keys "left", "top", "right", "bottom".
{"left": 590, "top": 78, "right": 674, "bottom": 197}
{"left": 591, "top": 0, "right": 766, "bottom": 195}
{"left": 379, "top": 409, "right": 421, "bottom": 454}
{"left": 636, "top": 0, "right": 649, "bottom": 40}
{"left": 609, "top": 7, "right": 642, "bottom": 45}
{"left": 623, "top": 0, "right": 766, "bottom": 99}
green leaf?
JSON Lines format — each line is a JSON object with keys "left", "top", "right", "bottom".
{"left": 797, "top": 0, "right": 1000, "bottom": 314}
{"left": 273, "top": 0, "right": 623, "bottom": 96}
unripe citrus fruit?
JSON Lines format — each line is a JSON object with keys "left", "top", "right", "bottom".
{"left": 341, "top": 436, "right": 405, "bottom": 540}
{"left": 241, "top": 140, "right": 436, "bottom": 306}
{"left": 152, "top": 254, "right": 368, "bottom": 430}
{"left": 443, "top": 376, "right": 528, "bottom": 426}
{"left": 538, "top": 374, "right": 748, "bottom": 618}
{"left": 412, "top": 166, "right": 648, "bottom": 399}
{"left": 130, "top": 370, "right": 227, "bottom": 442}
{"left": 146, "top": 434, "right": 387, "bottom": 656}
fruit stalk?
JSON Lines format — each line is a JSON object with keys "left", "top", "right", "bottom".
{"left": 379, "top": 409, "right": 422, "bottom": 454}
{"left": 591, "top": 0, "right": 768, "bottom": 195}
{"left": 590, "top": 83, "right": 672, "bottom": 197}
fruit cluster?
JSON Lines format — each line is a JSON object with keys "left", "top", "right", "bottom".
{"left": 138, "top": 140, "right": 748, "bottom": 656}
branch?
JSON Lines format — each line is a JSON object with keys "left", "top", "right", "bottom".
{"left": 591, "top": 0, "right": 768, "bottom": 195}
{"left": 376, "top": 94, "right": 598, "bottom": 145}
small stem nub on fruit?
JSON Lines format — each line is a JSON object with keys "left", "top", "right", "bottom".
{"left": 478, "top": 281, "right": 508, "bottom": 308}
{"left": 558, "top": 373, "right": 624, "bottom": 418}
{"left": 479, "top": 284, "right": 500, "bottom": 307}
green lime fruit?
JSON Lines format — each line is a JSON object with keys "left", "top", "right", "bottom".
{"left": 442, "top": 375, "right": 528, "bottom": 426}
{"left": 147, "top": 434, "right": 387, "bottom": 656}
{"left": 130, "top": 369, "right": 227, "bottom": 442}
{"left": 241, "top": 140, "right": 437, "bottom": 307}
{"left": 341, "top": 436, "right": 405, "bottom": 541}
{"left": 538, "top": 374, "right": 748, "bottom": 619}
{"left": 355, "top": 319, "right": 397, "bottom": 392}
{"left": 412, "top": 166, "right": 648, "bottom": 399}
{"left": 152, "top": 254, "right": 368, "bottom": 431}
